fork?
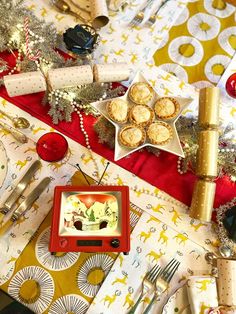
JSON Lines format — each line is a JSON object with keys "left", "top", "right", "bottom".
{"left": 143, "top": 258, "right": 180, "bottom": 314}
{"left": 146, "top": 0, "right": 171, "bottom": 26}
{"left": 129, "top": 0, "right": 155, "bottom": 27}
{"left": 127, "top": 264, "right": 162, "bottom": 314}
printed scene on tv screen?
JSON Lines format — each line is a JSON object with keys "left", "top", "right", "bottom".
{"left": 62, "top": 193, "right": 119, "bottom": 232}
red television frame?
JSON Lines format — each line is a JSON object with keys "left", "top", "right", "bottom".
{"left": 49, "top": 185, "right": 130, "bottom": 254}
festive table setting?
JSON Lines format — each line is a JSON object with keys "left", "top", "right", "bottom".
{"left": 0, "top": 0, "right": 236, "bottom": 313}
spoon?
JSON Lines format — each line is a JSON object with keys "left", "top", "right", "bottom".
{"left": 0, "top": 109, "right": 30, "bottom": 129}
{"left": 52, "top": 0, "right": 90, "bottom": 23}
{"left": 0, "top": 121, "right": 28, "bottom": 143}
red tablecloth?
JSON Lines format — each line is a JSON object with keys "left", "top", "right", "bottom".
{"left": 1, "top": 51, "right": 235, "bottom": 212}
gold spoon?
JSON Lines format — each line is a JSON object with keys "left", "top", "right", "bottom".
{"left": 0, "top": 109, "right": 30, "bottom": 129}
{"left": 52, "top": 0, "right": 90, "bottom": 23}
{"left": 0, "top": 121, "right": 28, "bottom": 143}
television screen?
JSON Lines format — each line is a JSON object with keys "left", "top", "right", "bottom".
{"left": 59, "top": 191, "right": 121, "bottom": 237}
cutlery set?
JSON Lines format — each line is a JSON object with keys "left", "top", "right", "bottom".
{"left": 0, "top": 108, "right": 30, "bottom": 143}
{"left": 0, "top": 160, "right": 50, "bottom": 235}
{"left": 129, "top": 0, "right": 171, "bottom": 27}
{"left": 128, "top": 258, "right": 180, "bottom": 314}
{"left": 51, "top": 0, "right": 170, "bottom": 28}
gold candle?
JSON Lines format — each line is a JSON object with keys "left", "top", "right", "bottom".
{"left": 198, "top": 87, "right": 220, "bottom": 128}
{"left": 189, "top": 178, "right": 216, "bottom": 222}
{"left": 196, "top": 130, "right": 219, "bottom": 178}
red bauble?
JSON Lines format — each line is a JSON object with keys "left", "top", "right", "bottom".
{"left": 36, "top": 132, "right": 68, "bottom": 162}
{"left": 225, "top": 73, "right": 236, "bottom": 98}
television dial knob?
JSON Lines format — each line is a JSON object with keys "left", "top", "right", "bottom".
{"left": 110, "top": 238, "right": 120, "bottom": 248}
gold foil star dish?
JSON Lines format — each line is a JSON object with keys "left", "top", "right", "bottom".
{"left": 91, "top": 71, "right": 193, "bottom": 161}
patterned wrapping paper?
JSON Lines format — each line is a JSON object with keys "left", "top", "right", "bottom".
{"left": 217, "top": 258, "right": 236, "bottom": 306}
{"left": 47, "top": 65, "right": 94, "bottom": 89}
{"left": 87, "top": 211, "right": 213, "bottom": 314}
{"left": 90, "top": 0, "right": 109, "bottom": 29}
{"left": 196, "top": 130, "right": 219, "bottom": 178}
{"left": 198, "top": 87, "right": 220, "bottom": 129}
{"left": 4, "top": 65, "right": 94, "bottom": 97}
{"left": 4, "top": 71, "right": 47, "bottom": 97}
{"left": 187, "top": 276, "right": 218, "bottom": 313}
{"left": 93, "top": 63, "right": 130, "bottom": 83}
{"left": 190, "top": 179, "right": 216, "bottom": 222}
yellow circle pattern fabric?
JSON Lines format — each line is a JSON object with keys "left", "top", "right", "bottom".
{"left": 0, "top": 172, "right": 142, "bottom": 313}
{"left": 153, "top": 0, "right": 236, "bottom": 85}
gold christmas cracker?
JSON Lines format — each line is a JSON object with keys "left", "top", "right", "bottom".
{"left": 217, "top": 258, "right": 236, "bottom": 306}
{"left": 93, "top": 63, "right": 130, "bottom": 83}
{"left": 198, "top": 87, "right": 220, "bottom": 128}
{"left": 196, "top": 130, "right": 219, "bottom": 178}
{"left": 189, "top": 178, "right": 216, "bottom": 222}
{"left": 90, "top": 0, "right": 109, "bottom": 29}
{"left": 4, "top": 71, "right": 47, "bottom": 97}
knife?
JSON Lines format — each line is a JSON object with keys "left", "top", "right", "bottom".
{"left": 0, "top": 177, "right": 51, "bottom": 235}
{"left": 0, "top": 160, "right": 41, "bottom": 224}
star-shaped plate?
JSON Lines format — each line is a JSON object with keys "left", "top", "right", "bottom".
{"left": 91, "top": 71, "right": 193, "bottom": 161}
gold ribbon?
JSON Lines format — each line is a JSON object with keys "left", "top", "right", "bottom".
{"left": 38, "top": 66, "right": 53, "bottom": 93}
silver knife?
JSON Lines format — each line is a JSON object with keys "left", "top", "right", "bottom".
{"left": 11, "top": 177, "right": 51, "bottom": 221}
{"left": 0, "top": 160, "right": 41, "bottom": 222}
{"left": 0, "top": 177, "right": 51, "bottom": 235}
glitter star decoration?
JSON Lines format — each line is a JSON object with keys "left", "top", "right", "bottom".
{"left": 92, "top": 71, "right": 193, "bottom": 161}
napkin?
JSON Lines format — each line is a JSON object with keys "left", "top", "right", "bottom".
{"left": 187, "top": 276, "right": 218, "bottom": 314}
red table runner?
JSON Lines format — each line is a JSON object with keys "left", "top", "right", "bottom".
{"left": 1, "top": 52, "right": 235, "bottom": 212}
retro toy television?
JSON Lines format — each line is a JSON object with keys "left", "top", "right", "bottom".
{"left": 49, "top": 185, "right": 130, "bottom": 253}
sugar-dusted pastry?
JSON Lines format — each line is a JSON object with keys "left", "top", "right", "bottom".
{"left": 107, "top": 98, "right": 129, "bottom": 123}
{"left": 129, "top": 82, "right": 154, "bottom": 105}
{"left": 119, "top": 124, "right": 145, "bottom": 148}
{"left": 129, "top": 104, "right": 154, "bottom": 127}
{"left": 147, "top": 121, "right": 173, "bottom": 145}
{"left": 154, "top": 97, "right": 180, "bottom": 120}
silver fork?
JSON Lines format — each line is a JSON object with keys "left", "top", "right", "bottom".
{"left": 127, "top": 264, "right": 162, "bottom": 314}
{"left": 129, "top": 0, "right": 155, "bottom": 27}
{"left": 143, "top": 258, "right": 180, "bottom": 314}
{"left": 146, "top": 0, "right": 171, "bottom": 26}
